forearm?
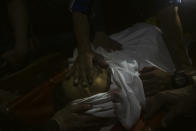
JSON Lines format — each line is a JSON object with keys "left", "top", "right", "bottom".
{"left": 72, "top": 12, "right": 91, "bottom": 54}
{"left": 157, "top": 6, "right": 191, "bottom": 70}
{"left": 8, "top": 0, "right": 29, "bottom": 45}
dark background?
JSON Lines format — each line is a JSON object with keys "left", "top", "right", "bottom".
{"left": 0, "top": 0, "right": 196, "bottom": 55}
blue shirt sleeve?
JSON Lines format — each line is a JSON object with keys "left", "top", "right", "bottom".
{"left": 69, "top": 0, "right": 90, "bottom": 14}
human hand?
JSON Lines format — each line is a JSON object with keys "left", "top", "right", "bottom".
{"left": 66, "top": 51, "right": 108, "bottom": 87}
{"left": 93, "top": 32, "right": 122, "bottom": 52}
{"left": 144, "top": 86, "right": 196, "bottom": 128}
{"left": 52, "top": 104, "right": 113, "bottom": 131}
{"left": 140, "top": 67, "right": 173, "bottom": 97}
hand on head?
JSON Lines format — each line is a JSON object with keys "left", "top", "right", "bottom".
{"left": 66, "top": 51, "right": 108, "bottom": 87}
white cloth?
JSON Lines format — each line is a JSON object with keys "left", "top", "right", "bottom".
{"left": 71, "top": 23, "right": 175, "bottom": 130}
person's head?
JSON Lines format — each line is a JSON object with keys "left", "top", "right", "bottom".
{"left": 62, "top": 68, "right": 111, "bottom": 102}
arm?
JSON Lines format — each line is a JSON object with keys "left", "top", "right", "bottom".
{"left": 71, "top": 11, "right": 95, "bottom": 85}
{"left": 157, "top": 6, "right": 191, "bottom": 70}
{"left": 143, "top": 5, "right": 196, "bottom": 127}
{"left": 73, "top": 12, "right": 91, "bottom": 55}
{"left": 141, "top": 5, "right": 195, "bottom": 97}
{"left": 68, "top": 0, "right": 108, "bottom": 86}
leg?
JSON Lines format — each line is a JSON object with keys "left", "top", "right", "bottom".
{"left": 2, "top": 0, "right": 30, "bottom": 64}
{"left": 8, "top": 0, "right": 29, "bottom": 49}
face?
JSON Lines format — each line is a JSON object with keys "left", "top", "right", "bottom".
{"left": 62, "top": 68, "right": 110, "bottom": 102}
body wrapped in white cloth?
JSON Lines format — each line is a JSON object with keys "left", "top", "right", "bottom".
{"left": 70, "top": 23, "right": 175, "bottom": 130}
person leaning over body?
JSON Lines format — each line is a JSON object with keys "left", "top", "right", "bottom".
{"left": 128, "top": 0, "right": 196, "bottom": 128}
{"left": 67, "top": 0, "right": 196, "bottom": 129}
{"left": 66, "top": 0, "right": 122, "bottom": 87}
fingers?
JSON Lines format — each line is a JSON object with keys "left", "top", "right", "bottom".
{"left": 73, "top": 60, "right": 90, "bottom": 87}
{"left": 71, "top": 104, "right": 92, "bottom": 113}
{"left": 65, "top": 64, "right": 80, "bottom": 86}
{"left": 80, "top": 70, "right": 89, "bottom": 87}
{"left": 65, "top": 66, "right": 75, "bottom": 79}
{"left": 68, "top": 53, "right": 108, "bottom": 87}
{"left": 87, "top": 63, "right": 94, "bottom": 85}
